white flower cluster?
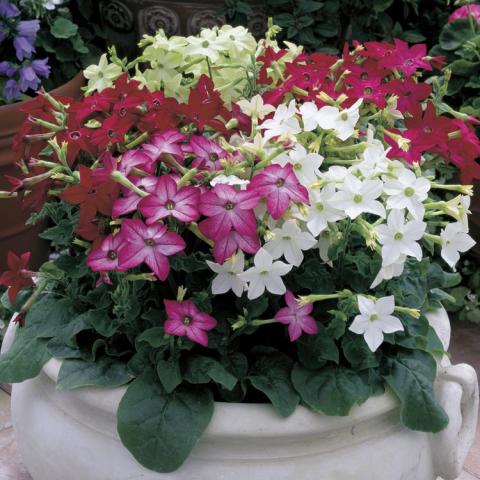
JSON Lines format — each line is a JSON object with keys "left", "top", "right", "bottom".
{"left": 205, "top": 94, "right": 475, "bottom": 350}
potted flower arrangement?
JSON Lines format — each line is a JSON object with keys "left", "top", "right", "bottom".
{"left": 0, "top": 23, "right": 479, "bottom": 480}
{"left": 0, "top": 0, "right": 105, "bottom": 271}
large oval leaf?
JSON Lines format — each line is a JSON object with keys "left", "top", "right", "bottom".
{"left": 292, "top": 364, "right": 369, "bottom": 416}
{"left": 57, "top": 357, "right": 130, "bottom": 390}
{"left": 383, "top": 350, "right": 448, "bottom": 433}
{"left": 117, "top": 371, "right": 214, "bottom": 473}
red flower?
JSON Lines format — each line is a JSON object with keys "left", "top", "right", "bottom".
{"left": 55, "top": 117, "right": 94, "bottom": 165}
{"left": 89, "top": 115, "right": 131, "bottom": 150}
{"left": 179, "top": 75, "right": 229, "bottom": 133}
{"left": 60, "top": 165, "right": 118, "bottom": 217}
{"left": 405, "top": 102, "right": 453, "bottom": 151}
{"left": 0, "top": 251, "right": 35, "bottom": 304}
{"left": 384, "top": 79, "right": 431, "bottom": 114}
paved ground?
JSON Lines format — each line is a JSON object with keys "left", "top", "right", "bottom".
{"left": 0, "top": 321, "right": 479, "bottom": 480}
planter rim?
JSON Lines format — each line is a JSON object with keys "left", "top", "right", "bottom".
{"left": 42, "top": 357, "right": 400, "bottom": 439}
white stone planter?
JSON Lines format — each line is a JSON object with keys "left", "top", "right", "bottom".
{"left": 3, "top": 309, "right": 479, "bottom": 480}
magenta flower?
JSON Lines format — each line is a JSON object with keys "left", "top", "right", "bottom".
{"left": 379, "top": 39, "right": 431, "bottom": 76}
{"left": 143, "top": 130, "right": 187, "bottom": 162}
{"left": 199, "top": 184, "right": 260, "bottom": 240}
{"left": 112, "top": 176, "right": 157, "bottom": 218}
{"left": 164, "top": 299, "right": 217, "bottom": 346}
{"left": 93, "top": 150, "right": 154, "bottom": 182}
{"left": 274, "top": 291, "right": 318, "bottom": 341}
{"left": 188, "top": 135, "right": 228, "bottom": 171}
{"left": 449, "top": 5, "right": 480, "bottom": 23}
{"left": 87, "top": 234, "right": 124, "bottom": 272}
{"left": 213, "top": 229, "right": 260, "bottom": 264}
{"left": 139, "top": 174, "right": 200, "bottom": 224}
{"left": 118, "top": 219, "right": 186, "bottom": 280}
{"left": 249, "top": 164, "right": 309, "bottom": 219}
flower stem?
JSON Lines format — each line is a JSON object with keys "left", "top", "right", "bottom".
{"left": 111, "top": 171, "right": 149, "bottom": 197}
{"left": 299, "top": 290, "right": 352, "bottom": 306}
{"left": 125, "top": 132, "right": 149, "bottom": 150}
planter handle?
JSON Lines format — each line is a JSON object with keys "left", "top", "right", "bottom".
{"left": 431, "top": 363, "right": 479, "bottom": 480}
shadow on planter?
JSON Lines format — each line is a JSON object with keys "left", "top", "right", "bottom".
{"left": 0, "top": 73, "right": 85, "bottom": 272}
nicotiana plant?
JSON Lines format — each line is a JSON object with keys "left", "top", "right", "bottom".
{"left": 0, "top": 24, "right": 478, "bottom": 473}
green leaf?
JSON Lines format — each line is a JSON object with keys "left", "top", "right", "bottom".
{"left": 137, "top": 327, "right": 168, "bottom": 348}
{"left": 449, "top": 59, "right": 480, "bottom": 77}
{"left": 170, "top": 252, "right": 210, "bottom": 273}
{"left": 383, "top": 350, "right": 448, "bottom": 432}
{"left": 439, "top": 19, "right": 477, "bottom": 51}
{"left": 292, "top": 364, "right": 369, "bottom": 416}
{"left": 248, "top": 352, "right": 299, "bottom": 417}
{"left": 117, "top": 371, "right": 214, "bottom": 473}
{"left": 51, "top": 17, "right": 79, "bottom": 39}
{"left": 297, "top": 327, "right": 339, "bottom": 369}
{"left": 341, "top": 333, "right": 380, "bottom": 370}
{"left": 183, "top": 355, "right": 237, "bottom": 390}
{"left": 0, "top": 332, "right": 51, "bottom": 383}
{"left": 157, "top": 358, "right": 182, "bottom": 393}
{"left": 57, "top": 356, "right": 130, "bottom": 389}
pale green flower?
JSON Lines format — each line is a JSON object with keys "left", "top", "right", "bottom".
{"left": 185, "top": 29, "right": 225, "bottom": 62}
{"left": 83, "top": 54, "right": 123, "bottom": 94}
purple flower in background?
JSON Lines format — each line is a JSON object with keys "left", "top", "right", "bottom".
{"left": 31, "top": 58, "right": 50, "bottom": 78}
{"left": 0, "top": 61, "right": 17, "bottom": 77}
{"left": 0, "top": 0, "right": 20, "bottom": 18}
{"left": 17, "top": 19, "right": 40, "bottom": 39}
{"left": 14, "top": 35, "right": 35, "bottom": 61}
{"left": 18, "top": 65, "right": 40, "bottom": 92}
{"left": 0, "top": 21, "right": 7, "bottom": 43}
{"left": 3, "top": 79, "right": 21, "bottom": 102}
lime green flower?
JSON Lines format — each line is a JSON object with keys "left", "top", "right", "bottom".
{"left": 84, "top": 54, "right": 122, "bottom": 94}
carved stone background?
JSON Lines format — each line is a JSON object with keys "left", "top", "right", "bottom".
{"left": 99, "top": 0, "right": 266, "bottom": 57}
{"left": 139, "top": 6, "right": 180, "bottom": 36}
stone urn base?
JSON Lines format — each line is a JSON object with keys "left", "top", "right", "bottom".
{"left": 2, "top": 309, "right": 478, "bottom": 480}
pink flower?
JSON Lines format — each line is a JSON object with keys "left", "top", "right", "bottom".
{"left": 199, "top": 184, "right": 260, "bottom": 240}
{"left": 449, "top": 5, "right": 480, "bottom": 23}
{"left": 118, "top": 219, "right": 186, "bottom": 280}
{"left": 249, "top": 164, "right": 309, "bottom": 219}
{"left": 188, "top": 135, "right": 228, "bottom": 172}
{"left": 112, "top": 176, "right": 157, "bottom": 218}
{"left": 138, "top": 174, "right": 200, "bottom": 224}
{"left": 378, "top": 39, "right": 431, "bottom": 76}
{"left": 92, "top": 150, "right": 153, "bottom": 182}
{"left": 164, "top": 299, "right": 217, "bottom": 346}
{"left": 274, "top": 291, "right": 318, "bottom": 341}
{"left": 142, "top": 130, "right": 187, "bottom": 162}
{"left": 212, "top": 229, "right": 260, "bottom": 264}
{"left": 87, "top": 234, "right": 124, "bottom": 272}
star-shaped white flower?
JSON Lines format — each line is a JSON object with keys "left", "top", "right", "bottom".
{"left": 259, "top": 100, "right": 301, "bottom": 140}
{"left": 383, "top": 169, "right": 430, "bottom": 220}
{"left": 206, "top": 251, "right": 247, "bottom": 297}
{"left": 237, "top": 94, "right": 275, "bottom": 120}
{"left": 185, "top": 29, "right": 224, "bottom": 62}
{"left": 264, "top": 220, "right": 317, "bottom": 266}
{"left": 274, "top": 143, "right": 323, "bottom": 187}
{"left": 240, "top": 248, "right": 292, "bottom": 300}
{"left": 349, "top": 295, "right": 404, "bottom": 352}
{"left": 306, "top": 184, "right": 346, "bottom": 237}
{"left": 440, "top": 222, "right": 476, "bottom": 270}
{"left": 317, "top": 99, "right": 363, "bottom": 141}
{"left": 375, "top": 209, "right": 426, "bottom": 266}
{"left": 331, "top": 173, "right": 385, "bottom": 219}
